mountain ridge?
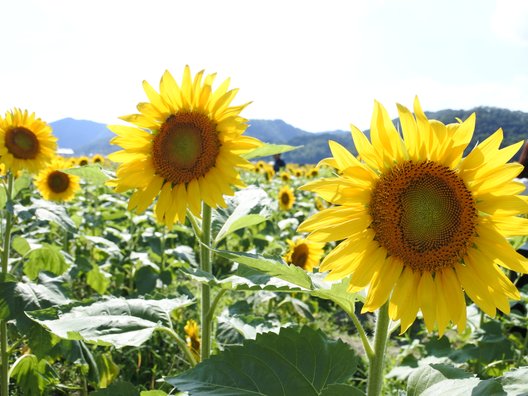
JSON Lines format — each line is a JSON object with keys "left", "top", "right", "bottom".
{"left": 50, "top": 106, "right": 528, "bottom": 164}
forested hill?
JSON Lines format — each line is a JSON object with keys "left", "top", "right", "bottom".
{"left": 50, "top": 106, "right": 527, "bottom": 164}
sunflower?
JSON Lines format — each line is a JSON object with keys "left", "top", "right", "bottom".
{"left": 0, "top": 109, "right": 57, "bottom": 174}
{"left": 284, "top": 238, "right": 325, "bottom": 272}
{"left": 91, "top": 154, "right": 105, "bottom": 165}
{"left": 280, "top": 171, "right": 291, "bottom": 183}
{"left": 108, "top": 66, "right": 262, "bottom": 227}
{"left": 278, "top": 185, "right": 295, "bottom": 210}
{"left": 184, "top": 319, "right": 201, "bottom": 360}
{"left": 35, "top": 159, "right": 81, "bottom": 202}
{"left": 77, "top": 156, "right": 89, "bottom": 166}
{"left": 299, "top": 97, "right": 528, "bottom": 335}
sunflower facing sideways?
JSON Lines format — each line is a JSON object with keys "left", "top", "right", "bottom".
{"left": 284, "top": 238, "right": 325, "bottom": 272}
{"left": 35, "top": 159, "right": 81, "bottom": 202}
{"left": 299, "top": 97, "right": 528, "bottom": 336}
{"left": 0, "top": 109, "right": 57, "bottom": 174}
{"left": 108, "top": 66, "right": 262, "bottom": 227}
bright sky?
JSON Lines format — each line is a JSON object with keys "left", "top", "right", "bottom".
{"left": 1, "top": 0, "right": 527, "bottom": 132}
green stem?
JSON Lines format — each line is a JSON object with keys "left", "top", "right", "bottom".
{"left": 367, "top": 302, "right": 390, "bottom": 396}
{"left": 336, "top": 301, "right": 374, "bottom": 359}
{"left": 199, "top": 204, "right": 212, "bottom": 361}
{"left": 205, "top": 289, "right": 227, "bottom": 324}
{"left": 156, "top": 327, "right": 197, "bottom": 367}
{"left": 1, "top": 172, "right": 14, "bottom": 396}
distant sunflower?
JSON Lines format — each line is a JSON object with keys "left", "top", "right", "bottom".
{"left": 284, "top": 238, "right": 325, "bottom": 272}
{"left": 91, "top": 154, "right": 105, "bottom": 165}
{"left": 280, "top": 171, "right": 291, "bottom": 183}
{"left": 35, "top": 159, "right": 80, "bottom": 202}
{"left": 299, "top": 97, "right": 528, "bottom": 335}
{"left": 0, "top": 109, "right": 57, "bottom": 174}
{"left": 278, "top": 185, "right": 295, "bottom": 210}
{"left": 184, "top": 319, "right": 201, "bottom": 361}
{"left": 108, "top": 66, "right": 262, "bottom": 227}
{"left": 77, "top": 156, "right": 89, "bottom": 166}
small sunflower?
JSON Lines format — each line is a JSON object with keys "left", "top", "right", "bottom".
{"left": 108, "top": 66, "right": 262, "bottom": 227}
{"left": 280, "top": 171, "right": 291, "bottom": 183}
{"left": 284, "top": 238, "right": 325, "bottom": 272}
{"left": 77, "top": 156, "right": 89, "bottom": 166}
{"left": 91, "top": 154, "right": 105, "bottom": 165}
{"left": 278, "top": 185, "right": 295, "bottom": 210}
{"left": 184, "top": 319, "right": 201, "bottom": 360}
{"left": 0, "top": 109, "right": 57, "bottom": 174}
{"left": 299, "top": 97, "right": 528, "bottom": 335}
{"left": 35, "top": 159, "right": 81, "bottom": 202}
{"left": 264, "top": 165, "right": 275, "bottom": 181}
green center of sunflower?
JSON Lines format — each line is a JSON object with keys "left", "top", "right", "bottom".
{"left": 47, "top": 171, "right": 70, "bottom": 193}
{"left": 369, "top": 160, "right": 477, "bottom": 272}
{"left": 5, "top": 127, "right": 40, "bottom": 159}
{"left": 152, "top": 112, "right": 220, "bottom": 184}
{"left": 291, "top": 243, "right": 309, "bottom": 269}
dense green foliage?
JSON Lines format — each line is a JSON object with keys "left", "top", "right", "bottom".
{"left": 0, "top": 163, "right": 526, "bottom": 395}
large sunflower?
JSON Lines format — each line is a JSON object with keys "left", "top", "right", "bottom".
{"left": 284, "top": 238, "right": 325, "bottom": 272}
{"left": 0, "top": 109, "right": 57, "bottom": 174}
{"left": 299, "top": 98, "right": 528, "bottom": 335}
{"left": 108, "top": 66, "right": 261, "bottom": 227}
{"left": 35, "top": 159, "right": 81, "bottom": 202}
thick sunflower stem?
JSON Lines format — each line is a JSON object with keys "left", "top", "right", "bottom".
{"left": 199, "top": 203, "right": 213, "bottom": 361}
{"left": 367, "top": 302, "right": 390, "bottom": 396}
{"left": 1, "top": 172, "right": 14, "bottom": 396}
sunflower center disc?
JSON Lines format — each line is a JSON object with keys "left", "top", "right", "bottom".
{"left": 47, "top": 171, "right": 70, "bottom": 193}
{"left": 292, "top": 244, "right": 309, "bottom": 269}
{"left": 152, "top": 113, "right": 220, "bottom": 184}
{"left": 370, "top": 161, "right": 477, "bottom": 272}
{"left": 5, "top": 127, "right": 40, "bottom": 159}
{"left": 281, "top": 192, "right": 291, "bottom": 205}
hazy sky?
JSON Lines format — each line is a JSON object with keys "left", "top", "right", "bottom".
{"left": 1, "top": 0, "right": 527, "bottom": 132}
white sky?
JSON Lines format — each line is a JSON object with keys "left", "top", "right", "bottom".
{"left": 1, "top": 0, "right": 527, "bottom": 132}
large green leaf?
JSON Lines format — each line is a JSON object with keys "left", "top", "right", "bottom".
{"left": 28, "top": 296, "right": 193, "bottom": 348}
{"left": 407, "top": 364, "right": 504, "bottom": 396}
{"left": 209, "top": 250, "right": 358, "bottom": 309}
{"left": 63, "top": 165, "right": 112, "bottom": 185}
{"left": 499, "top": 367, "right": 528, "bottom": 395}
{"left": 242, "top": 143, "right": 300, "bottom": 160}
{"left": 24, "top": 244, "right": 69, "bottom": 280}
{"left": 30, "top": 199, "right": 76, "bottom": 232}
{"left": 0, "top": 273, "right": 71, "bottom": 327}
{"left": 213, "top": 249, "right": 312, "bottom": 289}
{"left": 9, "top": 354, "right": 57, "bottom": 396}
{"left": 166, "top": 326, "right": 359, "bottom": 395}
{"left": 213, "top": 186, "right": 273, "bottom": 245}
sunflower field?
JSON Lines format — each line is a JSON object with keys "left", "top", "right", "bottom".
{"left": 0, "top": 68, "right": 527, "bottom": 396}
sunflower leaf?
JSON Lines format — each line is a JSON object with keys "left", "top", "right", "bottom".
{"left": 212, "top": 249, "right": 313, "bottom": 289}
{"left": 63, "top": 165, "right": 112, "bottom": 185}
{"left": 166, "top": 326, "right": 359, "bottom": 395}
{"left": 242, "top": 143, "right": 300, "bottom": 160}
{"left": 27, "top": 296, "right": 193, "bottom": 348}
{"left": 213, "top": 186, "right": 273, "bottom": 245}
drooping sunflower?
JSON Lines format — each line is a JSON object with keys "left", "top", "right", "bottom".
{"left": 284, "top": 238, "right": 325, "bottom": 272}
{"left": 278, "top": 185, "right": 295, "bottom": 210}
{"left": 108, "top": 66, "right": 262, "bottom": 227}
{"left": 0, "top": 109, "right": 57, "bottom": 174}
{"left": 299, "top": 97, "right": 528, "bottom": 335}
{"left": 35, "top": 159, "right": 81, "bottom": 202}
